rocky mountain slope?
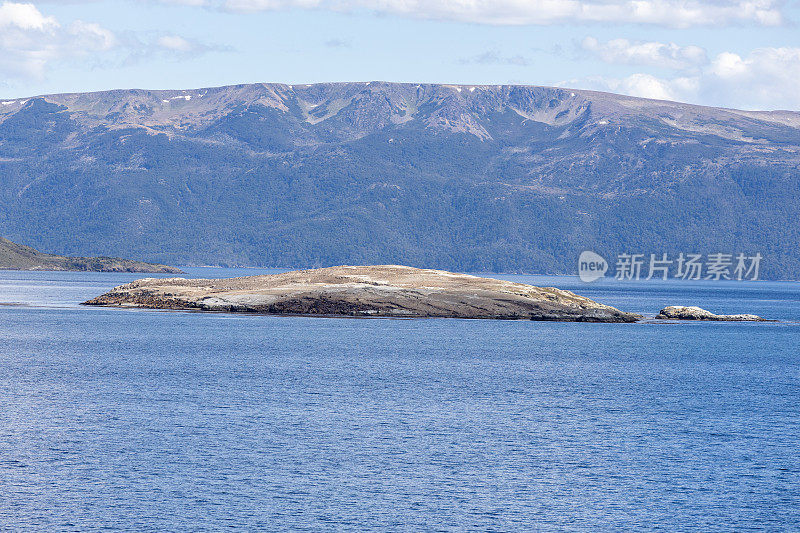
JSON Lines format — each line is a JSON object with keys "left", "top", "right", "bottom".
{"left": 1, "top": 82, "right": 798, "bottom": 277}
{"left": 0, "top": 237, "right": 183, "bottom": 273}
{"left": 83, "top": 265, "right": 639, "bottom": 322}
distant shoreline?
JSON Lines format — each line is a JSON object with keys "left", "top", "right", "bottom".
{"left": 0, "top": 237, "right": 184, "bottom": 274}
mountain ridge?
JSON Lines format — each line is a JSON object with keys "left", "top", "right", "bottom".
{"left": 5, "top": 81, "right": 799, "bottom": 141}
{"left": 1, "top": 81, "right": 798, "bottom": 278}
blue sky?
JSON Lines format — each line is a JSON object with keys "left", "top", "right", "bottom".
{"left": 2, "top": 0, "right": 800, "bottom": 110}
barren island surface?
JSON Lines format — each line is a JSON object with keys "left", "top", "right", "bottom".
{"left": 83, "top": 265, "right": 640, "bottom": 322}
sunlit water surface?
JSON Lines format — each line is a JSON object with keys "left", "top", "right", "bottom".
{"left": 1, "top": 269, "right": 798, "bottom": 531}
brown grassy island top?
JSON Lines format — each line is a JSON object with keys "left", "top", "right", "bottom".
{"left": 83, "top": 265, "right": 640, "bottom": 322}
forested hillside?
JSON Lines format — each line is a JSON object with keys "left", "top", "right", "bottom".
{"left": 1, "top": 82, "right": 798, "bottom": 278}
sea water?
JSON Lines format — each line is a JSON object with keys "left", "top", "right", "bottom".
{"left": 1, "top": 269, "right": 798, "bottom": 531}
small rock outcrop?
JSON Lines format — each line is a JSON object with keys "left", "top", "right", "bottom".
{"left": 656, "top": 305, "right": 765, "bottom": 321}
{"left": 83, "top": 265, "right": 641, "bottom": 322}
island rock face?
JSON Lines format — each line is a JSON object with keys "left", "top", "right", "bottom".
{"left": 83, "top": 265, "right": 640, "bottom": 322}
{"left": 656, "top": 306, "right": 765, "bottom": 321}
{"left": 0, "top": 237, "right": 183, "bottom": 274}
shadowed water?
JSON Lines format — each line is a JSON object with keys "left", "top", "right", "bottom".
{"left": 1, "top": 269, "right": 798, "bottom": 531}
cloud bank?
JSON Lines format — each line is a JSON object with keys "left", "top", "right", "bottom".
{"left": 581, "top": 37, "right": 707, "bottom": 70}
{"left": 215, "top": 0, "right": 785, "bottom": 27}
{"left": 0, "top": 1, "right": 222, "bottom": 80}
{"left": 459, "top": 50, "right": 530, "bottom": 66}
{"left": 0, "top": 2, "right": 115, "bottom": 78}
{"left": 577, "top": 37, "right": 800, "bottom": 110}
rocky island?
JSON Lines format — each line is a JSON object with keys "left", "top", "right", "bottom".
{"left": 0, "top": 237, "right": 183, "bottom": 274}
{"left": 656, "top": 306, "right": 765, "bottom": 321}
{"left": 84, "top": 265, "right": 640, "bottom": 322}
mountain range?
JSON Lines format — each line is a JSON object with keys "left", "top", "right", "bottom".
{"left": 0, "top": 82, "right": 798, "bottom": 278}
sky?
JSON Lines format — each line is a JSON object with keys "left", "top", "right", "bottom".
{"left": 1, "top": 0, "right": 800, "bottom": 110}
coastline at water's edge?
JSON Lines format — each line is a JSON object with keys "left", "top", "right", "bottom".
{"left": 82, "top": 265, "right": 642, "bottom": 323}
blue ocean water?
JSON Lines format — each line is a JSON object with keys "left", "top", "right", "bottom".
{"left": 0, "top": 269, "right": 798, "bottom": 531}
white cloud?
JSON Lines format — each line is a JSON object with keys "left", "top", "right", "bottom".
{"left": 158, "top": 0, "right": 210, "bottom": 5}
{"left": 157, "top": 35, "right": 195, "bottom": 52}
{"left": 581, "top": 37, "right": 707, "bottom": 70}
{"left": 571, "top": 46, "right": 800, "bottom": 110}
{"left": 0, "top": 2, "right": 116, "bottom": 79}
{"left": 459, "top": 50, "right": 530, "bottom": 66}
{"left": 147, "top": 33, "right": 229, "bottom": 56}
{"left": 0, "top": 1, "right": 56, "bottom": 30}
{"left": 324, "top": 37, "right": 351, "bottom": 48}
{"left": 701, "top": 47, "right": 800, "bottom": 109}
{"left": 0, "top": 2, "right": 223, "bottom": 80}
{"left": 68, "top": 20, "right": 117, "bottom": 50}
{"left": 215, "top": 0, "right": 784, "bottom": 27}
{"left": 709, "top": 51, "right": 749, "bottom": 78}
{"left": 615, "top": 73, "right": 678, "bottom": 100}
